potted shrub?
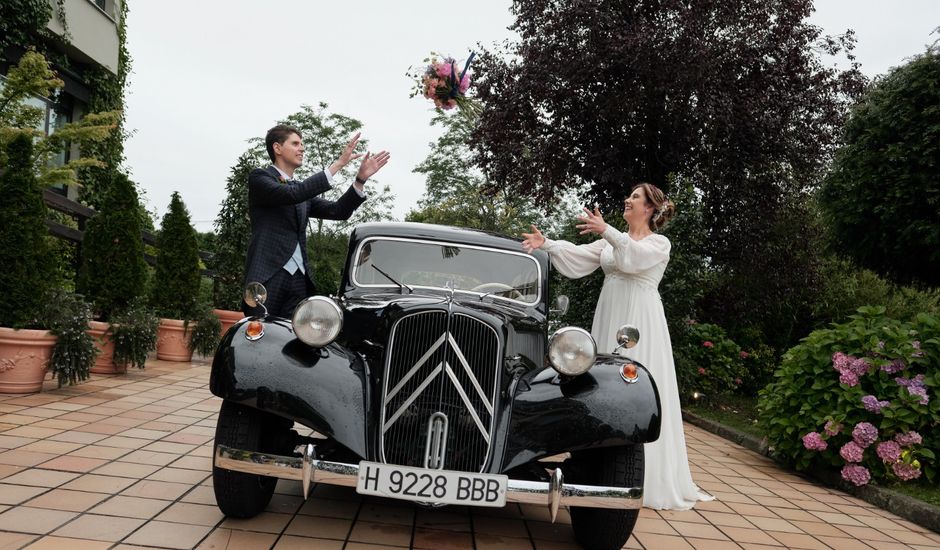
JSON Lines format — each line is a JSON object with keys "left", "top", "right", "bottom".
{"left": 151, "top": 192, "right": 201, "bottom": 361}
{"left": 110, "top": 299, "right": 159, "bottom": 370}
{"left": 0, "top": 135, "right": 57, "bottom": 393}
{"left": 78, "top": 170, "right": 150, "bottom": 373}
{"left": 210, "top": 153, "right": 255, "bottom": 334}
{"left": 0, "top": 51, "right": 119, "bottom": 392}
{"left": 189, "top": 302, "right": 222, "bottom": 361}
{"left": 42, "top": 290, "right": 98, "bottom": 387}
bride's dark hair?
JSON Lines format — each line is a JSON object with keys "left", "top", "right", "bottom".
{"left": 631, "top": 183, "right": 675, "bottom": 231}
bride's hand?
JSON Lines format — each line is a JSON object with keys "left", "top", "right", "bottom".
{"left": 521, "top": 225, "right": 546, "bottom": 253}
{"left": 576, "top": 206, "right": 608, "bottom": 235}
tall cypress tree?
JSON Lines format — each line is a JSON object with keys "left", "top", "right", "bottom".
{"left": 78, "top": 171, "right": 148, "bottom": 320}
{"left": 210, "top": 153, "right": 255, "bottom": 310}
{"left": 151, "top": 192, "right": 200, "bottom": 319}
{"left": 0, "top": 134, "right": 54, "bottom": 328}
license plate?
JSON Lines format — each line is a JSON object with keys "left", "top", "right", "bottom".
{"left": 356, "top": 461, "right": 508, "bottom": 507}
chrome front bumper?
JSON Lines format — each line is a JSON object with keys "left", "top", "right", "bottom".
{"left": 214, "top": 444, "right": 642, "bottom": 522}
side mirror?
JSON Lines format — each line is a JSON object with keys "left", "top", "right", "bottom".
{"left": 613, "top": 324, "right": 640, "bottom": 354}
{"left": 550, "top": 295, "right": 569, "bottom": 316}
{"left": 244, "top": 282, "right": 268, "bottom": 315}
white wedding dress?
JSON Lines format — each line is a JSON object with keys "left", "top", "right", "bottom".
{"left": 541, "top": 225, "right": 714, "bottom": 510}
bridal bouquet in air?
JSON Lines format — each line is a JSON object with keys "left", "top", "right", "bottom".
{"left": 408, "top": 52, "right": 482, "bottom": 120}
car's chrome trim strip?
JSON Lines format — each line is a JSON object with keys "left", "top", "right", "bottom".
{"left": 215, "top": 444, "right": 643, "bottom": 517}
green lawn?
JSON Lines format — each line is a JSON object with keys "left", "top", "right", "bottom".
{"left": 684, "top": 394, "right": 940, "bottom": 509}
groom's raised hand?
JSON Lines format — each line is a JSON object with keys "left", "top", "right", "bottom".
{"left": 328, "top": 132, "right": 364, "bottom": 175}
{"left": 356, "top": 150, "right": 391, "bottom": 183}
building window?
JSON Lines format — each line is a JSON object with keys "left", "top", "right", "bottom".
{"left": 94, "top": 0, "right": 107, "bottom": 11}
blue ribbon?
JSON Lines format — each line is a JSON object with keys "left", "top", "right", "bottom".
{"left": 448, "top": 52, "right": 476, "bottom": 99}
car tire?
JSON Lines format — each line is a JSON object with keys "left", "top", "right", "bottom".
{"left": 568, "top": 444, "right": 644, "bottom": 550}
{"left": 213, "top": 400, "right": 290, "bottom": 518}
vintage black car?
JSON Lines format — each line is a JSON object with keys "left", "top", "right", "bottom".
{"left": 210, "top": 222, "right": 662, "bottom": 550}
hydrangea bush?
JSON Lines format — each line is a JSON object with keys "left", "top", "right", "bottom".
{"left": 759, "top": 307, "right": 938, "bottom": 486}
{"left": 674, "top": 322, "right": 749, "bottom": 403}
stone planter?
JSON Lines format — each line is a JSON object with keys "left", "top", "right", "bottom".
{"left": 0, "top": 327, "right": 56, "bottom": 394}
{"left": 87, "top": 320, "right": 125, "bottom": 374}
{"left": 213, "top": 308, "right": 244, "bottom": 337}
{"left": 156, "top": 318, "right": 194, "bottom": 362}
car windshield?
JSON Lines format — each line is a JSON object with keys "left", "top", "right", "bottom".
{"left": 352, "top": 237, "right": 541, "bottom": 304}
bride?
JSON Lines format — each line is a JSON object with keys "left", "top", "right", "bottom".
{"left": 522, "top": 183, "right": 714, "bottom": 510}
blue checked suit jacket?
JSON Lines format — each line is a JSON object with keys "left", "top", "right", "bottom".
{"left": 243, "top": 165, "right": 366, "bottom": 290}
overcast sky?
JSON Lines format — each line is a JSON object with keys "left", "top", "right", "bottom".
{"left": 122, "top": 1, "right": 939, "bottom": 232}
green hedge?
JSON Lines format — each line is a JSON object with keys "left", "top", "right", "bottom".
{"left": 759, "top": 307, "right": 938, "bottom": 486}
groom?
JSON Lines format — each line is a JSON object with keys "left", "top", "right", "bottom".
{"left": 242, "top": 124, "right": 390, "bottom": 318}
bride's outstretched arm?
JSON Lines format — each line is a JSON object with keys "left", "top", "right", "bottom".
{"left": 522, "top": 224, "right": 604, "bottom": 279}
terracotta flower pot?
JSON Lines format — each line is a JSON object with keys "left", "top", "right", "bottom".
{"left": 0, "top": 327, "right": 56, "bottom": 394}
{"left": 87, "top": 320, "right": 125, "bottom": 374}
{"left": 213, "top": 308, "right": 244, "bottom": 337}
{"left": 156, "top": 318, "right": 194, "bottom": 362}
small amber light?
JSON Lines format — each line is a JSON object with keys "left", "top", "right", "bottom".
{"left": 245, "top": 321, "right": 264, "bottom": 340}
{"left": 621, "top": 363, "right": 638, "bottom": 383}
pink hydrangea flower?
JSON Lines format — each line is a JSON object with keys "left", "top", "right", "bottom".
{"left": 876, "top": 440, "right": 902, "bottom": 463}
{"left": 839, "top": 371, "right": 860, "bottom": 386}
{"left": 734, "top": 378, "right": 743, "bottom": 385}
{"left": 907, "top": 386, "right": 930, "bottom": 405}
{"left": 435, "top": 61, "right": 454, "bottom": 79}
{"left": 895, "top": 431, "right": 922, "bottom": 447}
{"left": 861, "top": 395, "right": 890, "bottom": 413}
{"left": 697, "top": 367, "right": 706, "bottom": 375}
{"left": 839, "top": 441, "right": 864, "bottom": 463}
{"left": 824, "top": 421, "right": 842, "bottom": 436}
{"left": 841, "top": 464, "right": 871, "bottom": 486}
{"left": 802, "top": 432, "right": 827, "bottom": 451}
{"left": 852, "top": 422, "right": 878, "bottom": 448}
{"left": 739, "top": 351, "right": 750, "bottom": 359}
{"left": 892, "top": 461, "right": 921, "bottom": 481}
{"left": 703, "top": 341, "right": 714, "bottom": 348}
{"left": 881, "top": 359, "right": 905, "bottom": 374}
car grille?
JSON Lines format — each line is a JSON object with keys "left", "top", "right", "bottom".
{"left": 380, "top": 310, "right": 500, "bottom": 472}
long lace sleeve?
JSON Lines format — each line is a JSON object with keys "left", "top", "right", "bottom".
{"left": 601, "top": 226, "right": 671, "bottom": 273}
{"left": 540, "top": 238, "right": 607, "bottom": 278}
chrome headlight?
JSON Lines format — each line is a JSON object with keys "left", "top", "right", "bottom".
{"left": 291, "top": 296, "right": 342, "bottom": 347}
{"left": 548, "top": 327, "right": 597, "bottom": 376}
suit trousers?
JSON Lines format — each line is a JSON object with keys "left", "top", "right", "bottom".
{"left": 242, "top": 268, "right": 312, "bottom": 318}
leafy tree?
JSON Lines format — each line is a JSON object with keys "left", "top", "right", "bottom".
{"left": 0, "top": 134, "right": 54, "bottom": 328}
{"left": 0, "top": 1, "right": 52, "bottom": 64}
{"left": 246, "top": 103, "right": 397, "bottom": 294}
{"left": 471, "top": 0, "right": 866, "bottom": 350}
{"left": 0, "top": 50, "right": 119, "bottom": 186}
{"left": 819, "top": 47, "right": 940, "bottom": 286}
{"left": 151, "top": 192, "right": 201, "bottom": 319}
{"left": 210, "top": 152, "right": 260, "bottom": 310}
{"left": 78, "top": 170, "right": 149, "bottom": 320}
{"left": 407, "top": 112, "right": 540, "bottom": 236}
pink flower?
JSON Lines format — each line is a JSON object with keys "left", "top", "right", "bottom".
{"left": 824, "top": 421, "right": 842, "bottom": 436}
{"left": 839, "top": 441, "right": 864, "bottom": 463}
{"left": 861, "top": 395, "right": 890, "bottom": 413}
{"left": 802, "top": 432, "right": 827, "bottom": 451}
{"left": 876, "top": 441, "right": 902, "bottom": 463}
{"left": 697, "top": 367, "right": 706, "bottom": 375}
{"left": 895, "top": 431, "right": 922, "bottom": 447}
{"left": 435, "top": 61, "right": 454, "bottom": 79}
{"left": 841, "top": 464, "right": 871, "bottom": 486}
{"left": 832, "top": 352, "right": 851, "bottom": 371}
{"left": 852, "top": 422, "right": 878, "bottom": 448}
{"left": 881, "top": 359, "right": 905, "bottom": 374}
{"left": 734, "top": 378, "right": 743, "bottom": 385}
{"left": 687, "top": 319, "right": 698, "bottom": 325}
{"left": 739, "top": 351, "right": 750, "bottom": 359}
{"left": 458, "top": 73, "right": 471, "bottom": 93}
{"left": 703, "top": 341, "right": 714, "bottom": 348}
{"left": 839, "top": 371, "right": 860, "bottom": 386}
{"left": 907, "top": 386, "right": 929, "bottom": 405}
{"left": 892, "top": 461, "right": 922, "bottom": 481}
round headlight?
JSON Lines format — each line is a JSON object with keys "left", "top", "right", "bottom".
{"left": 548, "top": 327, "right": 597, "bottom": 376}
{"left": 291, "top": 296, "right": 342, "bottom": 347}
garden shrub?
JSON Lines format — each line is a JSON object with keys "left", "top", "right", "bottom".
{"left": 151, "top": 192, "right": 200, "bottom": 320}
{"left": 759, "top": 306, "right": 938, "bottom": 486}
{"left": 674, "top": 322, "right": 748, "bottom": 404}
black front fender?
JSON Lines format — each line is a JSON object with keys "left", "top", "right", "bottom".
{"left": 209, "top": 318, "right": 370, "bottom": 458}
{"left": 501, "top": 356, "right": 662, "bottom": 471}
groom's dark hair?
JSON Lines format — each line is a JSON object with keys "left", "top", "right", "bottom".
{"left": 265, "top": 124, "right": 302, "bottom": 163}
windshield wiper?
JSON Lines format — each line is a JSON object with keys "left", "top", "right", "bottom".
{"left": 372, "top": 264, "right": 413, "bottom": 294}
{"left": 479, "top": 284, "right": 531, "bottom": 301}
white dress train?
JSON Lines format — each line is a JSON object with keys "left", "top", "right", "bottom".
{"left": 541, "top": 225, "right": 714, "bottom": 510}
